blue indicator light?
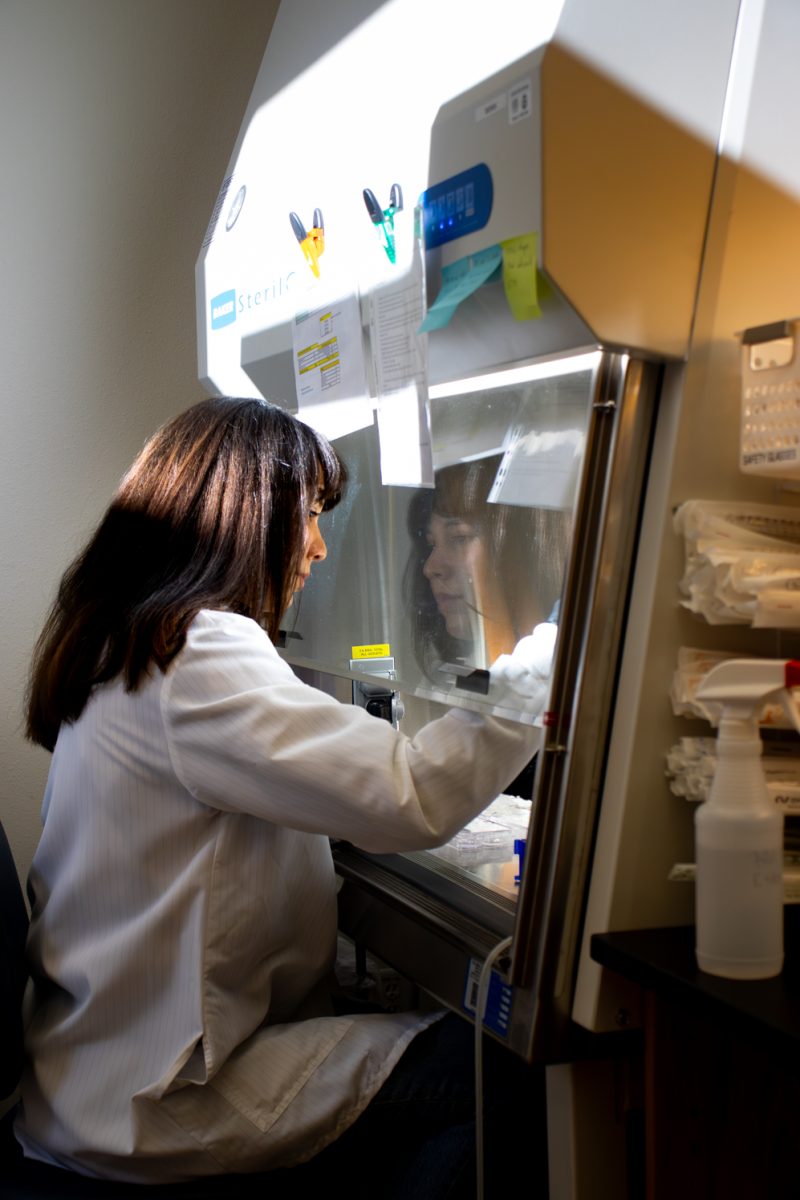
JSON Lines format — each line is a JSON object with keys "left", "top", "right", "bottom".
{"left": 421, "top": 163, "right": 493, "bottom": 250}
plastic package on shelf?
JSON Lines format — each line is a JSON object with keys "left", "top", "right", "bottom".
{"left": 666, "top": 734, "right": 800, "bottom": 808}
{"left": 674, "top": 498, "right": 800, "bottom": 552}
{"left": 673, "top": 498, "right": 800, "bottom": 626}
{"left": 670, "top": 646, "right": 797, "bottom": 727}
{"left": 667, "top": 859, "right": 800, "bottom": 904}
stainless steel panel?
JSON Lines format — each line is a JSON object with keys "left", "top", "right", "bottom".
{"left": 334, "top": 845, "right": 516, "bottom": 1043}
{"left": 509, "top": 355, "right": 660, "bottom": 1059}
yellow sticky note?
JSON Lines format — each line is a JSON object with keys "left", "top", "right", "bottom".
{"left": 501, "top": 233, "right": 541, "bottom": 321}
{"left": 351, "top": 644, "right": 391, "bottom": 660}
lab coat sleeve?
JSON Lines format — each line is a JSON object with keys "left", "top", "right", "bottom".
{"left": 161, "top": 611, "right": 540, "bottom": 853}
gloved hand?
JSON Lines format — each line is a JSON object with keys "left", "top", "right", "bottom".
{"left": 489, "top": 622, "right": 557, "bottom": 717}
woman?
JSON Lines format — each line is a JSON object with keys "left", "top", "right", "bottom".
{"left": 405, "top": 456, "right": 570, "bottom": 679}
{"left": 15, "top": 397, "right": 543, "bottom": 1190}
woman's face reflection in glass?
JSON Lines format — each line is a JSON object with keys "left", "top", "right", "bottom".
{"left": 422, "top": 515, "right": 480, "bottom": 638}
{"left": 406, "top": 455, "right": 570, "bottom": 676}
{"left": 422, "top": 513, "right": 509, "bottom": 656}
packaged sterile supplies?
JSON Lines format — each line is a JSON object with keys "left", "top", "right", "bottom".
{"left": 671, "top": 646, "right": 795, "bottom": 726}
{"left": 666, "top": 736, "right": 800, "bottom": 809}
{"left": 665, "top": 736, "right": 717, "bottom": 800}
{"left": 670, "top": 647, "right": 735, "bottom": 722}
{"left": 726, "top": 555, "right": 800, "bottom": 627}
{"left": 674, "top": 499, "right": 800, "bottom": 553}
{"left": 674, "top": 499, "right": 800, "bottom": 625}
{"left": 667, "top": 861, "right": 800, "bottom": 903}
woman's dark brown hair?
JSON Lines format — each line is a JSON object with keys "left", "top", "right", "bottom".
{"left": 26, "top": 396, "right": 346, "bottom": 750}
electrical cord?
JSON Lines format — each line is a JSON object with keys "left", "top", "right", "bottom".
{"left": 474, "top": 934, "right": 513, "bottom": 1200}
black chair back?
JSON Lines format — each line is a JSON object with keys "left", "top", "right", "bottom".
{"left": 0, "top": 820, "right": 29, "bottom": 1100}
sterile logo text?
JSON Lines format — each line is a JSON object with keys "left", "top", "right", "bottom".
{"left": 210, "top": 274, "right": 297, "bottom": 332}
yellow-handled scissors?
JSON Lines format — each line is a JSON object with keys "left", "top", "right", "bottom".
{"left": 289, "top": 209, "right": 324, "bottom": 277}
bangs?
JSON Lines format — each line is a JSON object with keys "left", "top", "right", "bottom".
{"left": 433, "top": 458, "right": 500, "bottom": 521}
{"left": 309, "top": 431, "right": 348, "bottom": 511}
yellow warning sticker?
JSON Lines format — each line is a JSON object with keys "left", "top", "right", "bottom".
{"left": 351, "top": 644, "right": 391, "bottom": 660}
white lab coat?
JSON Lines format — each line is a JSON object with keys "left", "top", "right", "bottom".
{"left": 15, "top": 610, "right": 539, "bottom": 1182}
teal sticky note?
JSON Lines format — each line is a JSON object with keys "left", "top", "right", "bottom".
{"left": 419, "top": 244, "right": 503, "bottom": 332}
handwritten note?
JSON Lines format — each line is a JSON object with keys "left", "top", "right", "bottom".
{"left": 501, "top": 233, "right": 540, "bottom": 321}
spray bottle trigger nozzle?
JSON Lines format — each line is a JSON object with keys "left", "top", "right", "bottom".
{"left": 785, "top": 660, "right": 800, "bottom": 691}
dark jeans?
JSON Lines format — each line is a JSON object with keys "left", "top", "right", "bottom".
{"left": 271, "top": 1012, "right": 549, "bottom": 1199}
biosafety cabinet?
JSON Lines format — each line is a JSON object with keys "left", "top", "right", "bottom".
{"left": 196, "top": 0, "right": 800, "bottom": 1084}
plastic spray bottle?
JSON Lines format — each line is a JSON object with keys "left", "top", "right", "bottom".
{"left": 692, "top": 658, "right": 800, "bottom": 980}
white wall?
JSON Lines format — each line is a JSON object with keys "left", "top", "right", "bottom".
{"left": 0, "top": 0, "right": 278, "bottom": 880}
